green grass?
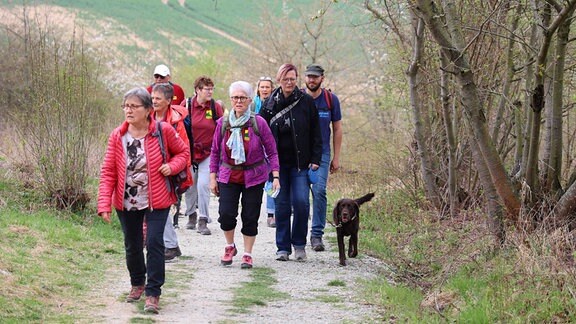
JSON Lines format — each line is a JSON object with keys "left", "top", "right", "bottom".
{"left": 229, "top": 267, "right": 288, "bottom": 314}
{"left": 352, "top": 186, "right": 576, "bottom": 322}
{"left": 327, "top": 279, "right": 346, "bottom": 287}
{"left": 0, "top": 178, "right": 123, "bottom": 322}
{"left": 362, "top": 278, "right": 423, "bottom": 322}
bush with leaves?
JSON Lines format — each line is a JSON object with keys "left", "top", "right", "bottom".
{"left": 1, "top": 10, "right": 114, "bottom": 211}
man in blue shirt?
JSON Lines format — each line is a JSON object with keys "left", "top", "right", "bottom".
{"left": 304, "top": 64, "right": 343, "bottom": 252}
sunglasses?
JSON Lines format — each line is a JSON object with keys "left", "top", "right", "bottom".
{"left": 259, "top": 76, "right": 272, "bottom": 81}
{"left": 154, "top": 74, "right": 167, "bottom": 79}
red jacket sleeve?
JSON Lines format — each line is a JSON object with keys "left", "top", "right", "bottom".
{"left": 163, "top": 124, "right": 190, "bottom": 176}
{"left": 97, "top": 129, "right": 121, "bottom": 215}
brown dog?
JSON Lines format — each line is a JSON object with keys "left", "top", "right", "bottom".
{"left": 333, "top": 193, "right": 375, "bottom": 266}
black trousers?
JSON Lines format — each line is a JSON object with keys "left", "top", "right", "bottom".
{"left": 217, "top": 182, "right": 265, "bottom": 236}
{"left": 117, "top": 207, "right": 168, "bottom": 297}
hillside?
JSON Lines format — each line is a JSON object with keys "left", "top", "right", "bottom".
{"left": 0, "top": 0, "right": 369, "bottom": 92}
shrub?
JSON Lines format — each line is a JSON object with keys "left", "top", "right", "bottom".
{"left": 1, "top": 8, "right": 113, "bottom": 211}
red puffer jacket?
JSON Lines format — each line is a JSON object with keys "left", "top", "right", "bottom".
{"left": 97, "top": 119, "right": 190, "bottom": 215}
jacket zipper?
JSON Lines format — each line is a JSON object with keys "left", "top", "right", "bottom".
{"left": 288, "top": 109, "right": 301, "bottom": 171}
{"left": 144, "top": 133, "right": 154, "bottom": 211}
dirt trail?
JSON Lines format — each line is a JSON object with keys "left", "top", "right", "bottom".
{"left": 85, "top": 194, "right": 388, "bottom": 323}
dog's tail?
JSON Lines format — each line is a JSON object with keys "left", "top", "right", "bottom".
{"left": 355, "top": 192, "right": 375, "bottom": 206}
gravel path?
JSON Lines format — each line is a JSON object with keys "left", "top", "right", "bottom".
{"left": 87, "top": 194, "right": 388, "bottom": 323}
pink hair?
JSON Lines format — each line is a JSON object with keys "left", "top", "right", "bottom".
{"left": 276, "top": 63, "right": 298, "bottom": 83}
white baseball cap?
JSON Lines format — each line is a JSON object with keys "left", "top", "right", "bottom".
{"left": 153, "top": 64, "right": 170, "bottom": 77}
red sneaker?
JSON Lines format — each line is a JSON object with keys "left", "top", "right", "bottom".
{"left": 220, "top": 245, "right": 237, "bottom": 266}
{"left": 126, "top": 285, "right": 145, "bottom": 303}
{"left": 241, "top": 255, "right": 253, "bottom": 269}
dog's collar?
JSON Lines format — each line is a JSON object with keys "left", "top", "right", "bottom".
{"left": 330, "top": 214, "right": 357, "bottom": 228}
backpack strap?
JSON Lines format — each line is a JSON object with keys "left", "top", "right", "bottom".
{"left": 156, "top": 121, "right": 167, "bottom": 163}
{"left": 323, "top": 88, "right": 333, "bottom": 110}
{"left": 220, "top": 115, "right": 260, "bottom": 137}
{"left": 184, "top": 98, "right": 194, "bottom": 162}
{"left": 210, "top": 99, "right": 220, "bottom": 124}
{"left": 250, "top": 115, "right": 260, "bottom": 136}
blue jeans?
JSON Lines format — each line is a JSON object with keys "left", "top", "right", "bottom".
{"left": 311, "top": 152, "right": 330, "bottom": 238}
{"left": 117, "top": 208, "right": 168, "bottom": 297}
{"left": 275, "top": 166, "right": 310, "bottom": 254}
{"left": 266, "top": 195, "right": 275, "bottom": 215}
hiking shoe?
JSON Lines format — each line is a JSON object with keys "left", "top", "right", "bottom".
{"left": 267, "top": 216, "right": 276, "bottom": 228}
{"left": 311, "top": 237, "right": 325, "bottom": 252}
{"left": 294, "top": 248, "right": 307, "bottom": 261}
{"left": 144, "top": 296, "right": 160, "bottom": 314}
{"left": 186, "top": 212, "right": 197, "bottom": 230}
{"left": 241, "top": 255, "right": 253, "bottom": 269}
{"left": 275, "top": 251, "right": 289, "bottom": 261}
{"left": 126, "top": 285, "right": 145, "bottom": 303}
{"left": 221, "top": 245, "right": 237, "bottom": 266}
{"left": 165, "top": 247, "right": 182, "bottom": 261}
{"left": 197, "top": 218, "right": 212, "bottom": 235}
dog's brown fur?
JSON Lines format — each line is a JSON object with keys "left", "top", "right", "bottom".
{"left": 333, "top": 192, "right": 375, "bottom": 266}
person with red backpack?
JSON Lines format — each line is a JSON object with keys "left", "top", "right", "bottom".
{"left": 181, "top": 76, "right": 224, "bottom": 235}
{"left": 146, "top": 64, "right": 186, "bottom": 105}
{"left": 151, "top": 83, "right": 193, "bottom": 261}
{"left": 304, "top": 64, "right": 343, "bottom": 252}
{"left": 97, "top": 87, "right": 190, "bottom": 314}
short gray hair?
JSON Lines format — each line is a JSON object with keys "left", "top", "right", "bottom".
{"left": 123, "top": 87, "right": 153, "bottom": 109}
{"left": 152, "top": 83, "right": 174, "bottom": 102}
{"left": 229, "top": 81, "right": 253, "bottom": 99}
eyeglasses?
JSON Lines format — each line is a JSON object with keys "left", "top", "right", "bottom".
{"left": 259, "top": 76, "right": 272, "bottom": 81}
{"left": 122, "top": 104, "right": 145, "bottom": 111}
{"left": 154, "top": 74, "right": 167, "bottom": 79}
{"left": 230, "top": 96, "right": 249, "bottom": 103}
{"left": 281, "top": 77, "right": 296, "bottom": 83}
{"left": 202, "top": 87, "right": 214, "bottom": 92}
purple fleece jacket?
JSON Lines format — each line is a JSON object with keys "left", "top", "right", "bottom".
{"left": 210, "top": 114, "right": 279, "bottom": 188}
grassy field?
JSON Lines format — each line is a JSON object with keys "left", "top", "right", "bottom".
{"left": 14, "top": 0, "right": 362, "bottom": 62}
{"left": 0, "top": 172, "right": 124, "bottom": 322}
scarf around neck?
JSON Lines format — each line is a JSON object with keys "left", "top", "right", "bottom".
{"left": 226, "top": 109, "right": 251, "bottom": 165}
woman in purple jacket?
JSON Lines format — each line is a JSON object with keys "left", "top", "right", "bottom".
{"left": 209, "top": 81, "right": 280, "bottom": 269}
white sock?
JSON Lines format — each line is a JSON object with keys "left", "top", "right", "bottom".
{"left": 243, "top": 252, "right": 252, "bottom": 257}
{"left": 227, "top": 243, "right": 235, "bottom": 248}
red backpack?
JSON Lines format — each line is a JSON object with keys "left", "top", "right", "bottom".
{"left": 303, "top": 87, "right": 333, "bottom": 110}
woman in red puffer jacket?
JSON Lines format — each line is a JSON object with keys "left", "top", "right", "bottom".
{"left": 97, "top": 87, "right": 189, "bottom": 314}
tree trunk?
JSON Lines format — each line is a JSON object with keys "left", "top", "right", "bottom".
{"left": 525, "top": 1, "right": 576, "bottom": 199}
{"left": 491, "top": 4, "right": 520, "bottom": 149}
{"left": 516, "top": 17, "right": 539, "bottom": 180}
{"left": 468, "top": 120, "right": 506, "bottom": 245}
{"left": 544, "top": 8, "right": 573, "bottom": 194}
{"left": 440, "top": 51, "right": 458, "bottom": 218}
{"left": 407, "top": 14, "right": 443, "bottom": 212}
{"left": 414, "top": 0, "right": 521, "bottom": 220}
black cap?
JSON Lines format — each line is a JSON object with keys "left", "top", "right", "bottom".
{"left": 304, "top": 64, "right": 324, "bottom": 76}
